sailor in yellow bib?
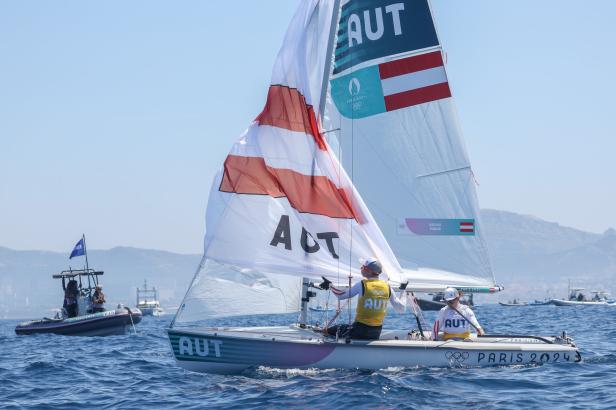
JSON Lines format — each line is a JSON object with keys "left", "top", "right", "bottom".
{"left": 323, "top": 258, "right": 405, "bottom": 340}
{"left": 432, "top": 287, "right": 485, "bottom": 340}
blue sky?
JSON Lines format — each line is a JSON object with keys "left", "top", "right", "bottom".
{"left": 1, "top": 0, "right": 615, "bottom": 254}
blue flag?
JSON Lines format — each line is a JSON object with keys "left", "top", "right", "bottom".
{"left": 69, "top": 238, "right": 85, "bottom": 259}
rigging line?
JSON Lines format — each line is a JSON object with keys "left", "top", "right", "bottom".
{"left": 336, "top": 115, "right": 342, "bottom": 324}
{"left": 169, "top": 253, "right": 207, "bottom": 328}
{"left": 347, "top": 37, "right": 357, "bottom": 329}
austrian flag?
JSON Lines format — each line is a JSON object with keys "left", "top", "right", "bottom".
{"left": 379, "top": 51, "right": 451, "bottom": 112}
{"left": 330, "top": 51, "right": 452, "bottom": 119}
{"left": 459, "top": 221, "right": 475, "bottom": 233}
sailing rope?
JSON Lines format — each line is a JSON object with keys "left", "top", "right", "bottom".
{"left": 408, "top": 292, "right": 430, "bottom": 338}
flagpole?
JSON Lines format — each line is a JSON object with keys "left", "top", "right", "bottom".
{"left": 83, "top": 234, "right": 90, "bottom": 272}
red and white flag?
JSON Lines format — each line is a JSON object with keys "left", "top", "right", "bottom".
{"left": 379, "top": 51, "right": 451, "bottom": 112}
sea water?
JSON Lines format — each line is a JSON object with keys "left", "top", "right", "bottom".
{"left": 1, "top": 305, "right": 614, "bottom": 409}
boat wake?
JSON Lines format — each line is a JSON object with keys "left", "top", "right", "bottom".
{"left": 582, "top": 353, "right": 616, "bottom": 364}
{"left": 251, "top": 366, "right": 339, "bottom": 378}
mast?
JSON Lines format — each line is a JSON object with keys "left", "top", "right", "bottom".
{"left": 82, "top": 234, "right": 92, "bottom": 290}
{"left": 82, "top": 234, "right": 90, "bottom": 272}
{"left": 318, "top": 0, "right": 341, "bottom": 119}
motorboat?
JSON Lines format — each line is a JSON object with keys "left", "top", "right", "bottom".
{"left": 528, "top": 299, "right": 553, "bottom": 306}
{"left": 499, "top": 299, "right": 529, "bottom": 307}
{"left": 136, "top": 280, "right": 164, "bottom": 316}
{"left": 15, "top": 306, "right": 142, "bottom": 336}
{"left": 551, "top": 287, "right": 610, "bottom": 306}
{"left": 15, "top": 268, "right": 142, "bottom": 336}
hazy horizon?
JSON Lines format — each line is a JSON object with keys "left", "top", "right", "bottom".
{"left": 1, "top": 207, "right": 613, "bottom": 254}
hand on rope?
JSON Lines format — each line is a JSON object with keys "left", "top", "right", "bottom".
{"left": 318, "top": 276, "right": 332, "bottom": 290}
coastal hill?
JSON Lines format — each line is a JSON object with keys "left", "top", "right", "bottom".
{"left": 481, "top": 209, "right": 615, "bottom": 299}
{"left": 1, "top": 209, "right": 614, "bottom": 317}
{"left": 0, "top": 247, "right": 200, "bottom": 318}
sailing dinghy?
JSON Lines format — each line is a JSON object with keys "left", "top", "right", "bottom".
{"left": 168, "top": 0, "right": 579, "bottom": 374}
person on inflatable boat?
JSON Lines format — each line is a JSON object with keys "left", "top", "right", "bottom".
{"left": 321, "top": 257, "right": 405, "bottom": 340}
{"left": 433, "top": 287, "right": 485, "bottom": 340}
{"left": 90, "top": 284, "right": 106, "bottom": 313}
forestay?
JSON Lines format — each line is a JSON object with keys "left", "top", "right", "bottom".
{"left": 323, "top": 0, "right": 497, "bottom": 290}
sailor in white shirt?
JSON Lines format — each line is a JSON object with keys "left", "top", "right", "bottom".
{"left": 432, "top": 287, "right": 485, "bottom": 340}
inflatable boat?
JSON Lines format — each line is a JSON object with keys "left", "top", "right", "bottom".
{"left": 15, "top": 307, "right": 142, "bottom": 336}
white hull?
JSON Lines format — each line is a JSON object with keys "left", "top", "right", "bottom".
{"left": 168, "top": 326, "right": 580, "bottom": 375}
{"left": 138, "top": 306, "right": 164, "bottom": 316}
{"left": 551, "top": 299, "right": 608, "bottom": 306}
{"left": 499, "top": 302, "right": 528, "bottom": 307}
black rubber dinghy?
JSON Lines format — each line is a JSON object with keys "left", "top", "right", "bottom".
{"left": 15, "top": 308, "right": 142, "bottom": 336}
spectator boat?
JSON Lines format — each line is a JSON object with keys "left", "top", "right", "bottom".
{"left": 136, "top": 280, "right": 164, "bottom": 316}
{"left": 15, "top": 268, "right": 142, "bottom": 336}
{"left": 551, "top": 286, "right": 611, "bottom": 306}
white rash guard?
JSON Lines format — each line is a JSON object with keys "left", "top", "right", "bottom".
{"left": 433, "top": 304, "right": 482, "bottom": 339}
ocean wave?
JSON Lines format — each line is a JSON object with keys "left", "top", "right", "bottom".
{"left": 1, "top": 306, "right": 615, "bottom": 409}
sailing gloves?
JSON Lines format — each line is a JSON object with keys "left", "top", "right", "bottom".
{"left": 319, "top": 276, "right": 332, "bottom": 290}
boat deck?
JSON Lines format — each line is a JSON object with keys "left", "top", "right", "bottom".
{"left": 172, "top": 325, "right": 569, "bottom": 347}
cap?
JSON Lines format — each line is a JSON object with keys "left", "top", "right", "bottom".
{"left": 443, "top": 287, "right": 459, "bottom": 301}
{"left": 360, "top": 257, "right": 382, "bottom": 275}
{"left": 95, "top": 284, "right": 103, "bottom": 289}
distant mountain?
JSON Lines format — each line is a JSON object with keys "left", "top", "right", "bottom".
{"left": 0, "top": 246, "right": 200, "bottom": 318}
{"left": 481, "top": 209, "right": 615, "bottom": 300}
{"left": 1, "top": 209, "right": 615, "bottom": 317}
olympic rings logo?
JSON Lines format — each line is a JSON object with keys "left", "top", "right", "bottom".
{"left": 445, "top": 351, "right": 469, "bottom": 364}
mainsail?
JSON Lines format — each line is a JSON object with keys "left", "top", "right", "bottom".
{"left": 323, "top": 0, "right": 499, "bottom": 292}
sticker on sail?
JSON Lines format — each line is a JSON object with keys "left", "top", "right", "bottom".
{"left": 333, "top": 0, "right": 439, "bottom": 75}
{"left": 330, "top": 51, "right": 451, "bottom": 119}
{"left": 397, "top": 218, "right": 475, "bottom": 236}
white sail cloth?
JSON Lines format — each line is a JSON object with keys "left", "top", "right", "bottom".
{"left": 326, "top": 97, "right": 494, "bottom": 285}
{"left": 323, "top": 0, "right": 496, "bottom": 289}
{"left": 200, "top": 0, "right": 402, "bottom": 285}
{"left": 176, "top": 0, "right": 407, "bottom": 323}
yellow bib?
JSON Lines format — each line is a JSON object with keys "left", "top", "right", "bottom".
{"left": 443, "top": 331, "right": 471, "bottom": 340}
{"left": 355, "top": 279, "right": 390, "bottom": 326}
